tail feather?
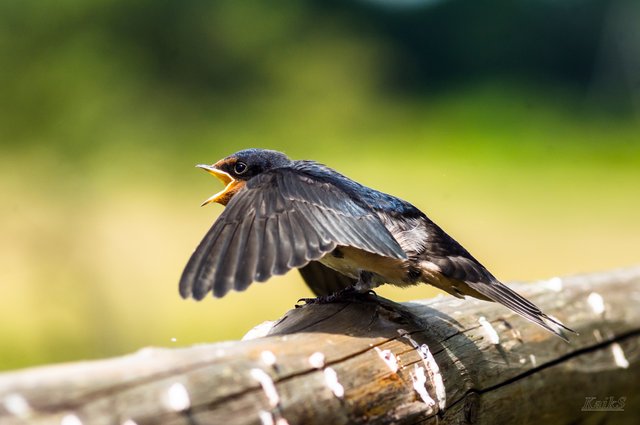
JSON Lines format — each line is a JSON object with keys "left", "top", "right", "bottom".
{"left": 467, "top": 280, "right": 577, "bottom": 342}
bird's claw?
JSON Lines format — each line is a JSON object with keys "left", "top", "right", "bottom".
{"left": 295, "top": 287, "right": 378, "bottom": 308}
{"left": 295, "top": 293, "right": 342, "bottom": 307}
{"left": 295, "top": 297, "right": 319, "bottom": 308}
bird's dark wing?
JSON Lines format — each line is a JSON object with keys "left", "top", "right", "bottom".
{"left": 298, "top": 261, "right": 357, "bottom": 296}
{"left": 421, "top": 219, "right": 575, "bottom": 340}
{"left": 180, "top": 168, "right": 406, "bottom": 299}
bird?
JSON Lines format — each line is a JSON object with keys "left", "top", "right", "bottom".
{"left": 179, "top": 148, "right": 574, "bottom": 340}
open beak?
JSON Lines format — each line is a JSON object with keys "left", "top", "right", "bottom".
{"left": 196, "top": 163, "right": 238, "bottom": 206}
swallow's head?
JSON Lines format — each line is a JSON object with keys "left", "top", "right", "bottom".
{"left": 197, "top": 148, "right": 291, "bottom": 206}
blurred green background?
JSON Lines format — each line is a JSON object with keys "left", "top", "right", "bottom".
{"left": 1, "top": 0, "right": 639, "bottom": 371}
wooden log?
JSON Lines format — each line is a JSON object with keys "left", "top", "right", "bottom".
{"left": 0, "top": 267, "right": 639, "bottom": 425}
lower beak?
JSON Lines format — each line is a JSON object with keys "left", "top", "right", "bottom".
{"left": 196, "top": 164, "right": 238, "bottom": 206}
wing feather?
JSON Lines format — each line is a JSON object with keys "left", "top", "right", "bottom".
{"left": 253, "top": 188, "right": 279, "bottom": 282}
{"left": 214, "top": 212, "right": 254, "bottom": 293}
{"left": 193, "top": 223, "right": 237, "bottom": 299}
{"left": 255, "top": 216, "right": 278, "bottom": 282}
{"left": 273, "top": 214, "right": 292, "bottom": 276}
{"left": 285, "top": 210, "right": 309, "bottom": 268}
{"left": 235, "top": 216, "right": 261, "bottom": 291}
{"left": 234, "top": 191, "right": 266, "bottom": 289}
{"left": 295, "top": 203, "right": 333, "bottom": 248}
{"left": 179, "top": 221, "right": 226, "bottom": 299}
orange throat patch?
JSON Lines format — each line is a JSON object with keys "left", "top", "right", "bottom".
{"left": 215, "top": 180, "right": 245, "bottom": 205}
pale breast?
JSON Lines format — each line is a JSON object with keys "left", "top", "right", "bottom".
{"left": 318, "top": 246, "right": 409, "bottom": 288}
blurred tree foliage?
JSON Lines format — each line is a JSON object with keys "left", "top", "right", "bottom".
{"left": 335, "top": 0, "right": 610, "bottom": 88}
{"left": 1, "top": 0, "right": 638, "bottom": 155}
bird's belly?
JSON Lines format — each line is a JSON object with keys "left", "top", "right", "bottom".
{"left": 318, "top": 246, "right": 408, "bottom": 288}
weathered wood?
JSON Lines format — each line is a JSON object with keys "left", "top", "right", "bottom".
{"left": 1, "top": 268, "right": 639, "bottom": 425}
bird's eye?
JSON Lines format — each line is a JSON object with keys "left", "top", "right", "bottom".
{"left": 234, "top": 161, "right": 248, "bottom": 174}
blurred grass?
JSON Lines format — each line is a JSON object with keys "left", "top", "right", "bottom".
{"left": 1, "top": 84, "right": 639, "bottom": 371}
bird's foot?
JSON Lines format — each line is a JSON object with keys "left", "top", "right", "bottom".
{"left": 296, "top": 286, "right": 373, "bottom": 308}
{"left": 295, "top": 297, "right": 320, "bottom": 307}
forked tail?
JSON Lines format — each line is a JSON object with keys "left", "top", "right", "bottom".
{"left": 467, "top": 280, "right": 577, "bottom": 342}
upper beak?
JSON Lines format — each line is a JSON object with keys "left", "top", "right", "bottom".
{"left": 196, "top": 163, "right": 236, "bottom": 206}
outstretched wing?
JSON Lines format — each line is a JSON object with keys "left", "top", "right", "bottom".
{"left": 180, "top": 167, "right": 406, "bottom": 299}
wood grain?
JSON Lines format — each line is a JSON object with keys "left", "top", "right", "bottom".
{"left": 1, "top": 268, "right": 638, "bottom": 424}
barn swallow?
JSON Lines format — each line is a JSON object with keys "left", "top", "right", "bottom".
{"left": 180, "top": 148, "right": 575, "bottom": 340}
